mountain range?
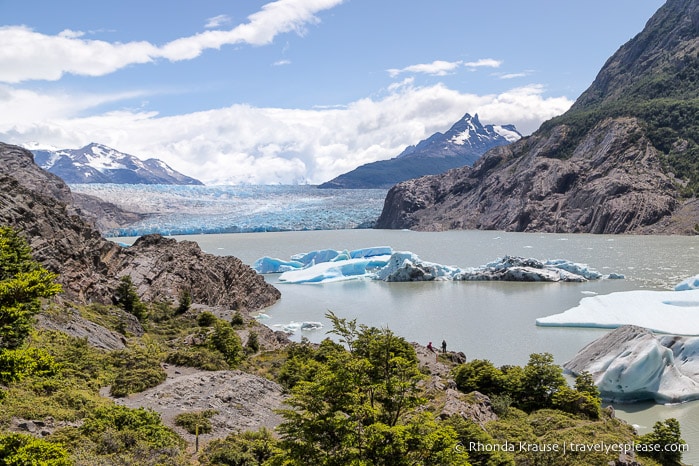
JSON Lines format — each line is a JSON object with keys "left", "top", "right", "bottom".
{"left": 376, "top": 0, "right": 699, "bottom": 235}
{"left": 318, "top": 114, "right": 520, "bottom": 189}
{"left": 31, "top": 142, "right": 203, "bottom": 185}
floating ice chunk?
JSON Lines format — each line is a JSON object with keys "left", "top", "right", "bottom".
{"left": 278, "top": 256, "right": 392, "bottom": 284}
{"left": 252, "top": 256, "right": 304, "bottom": 273}
{"left": 291, "top": 249, "right": 341, "bottom": 266}
{"left": 565, "top": 325, "right": 699, "bottom": 403}
{"left": 254, "top": 313, "right": 271, "bottom": 320}
{"left": 373, "top": 252, "right": 460, "bottom": 282}
{"left": 536, "top": 289, "right": 699, "bottom": 335}
{"left": 349, "top": 246, "right": 393, "bottom": 259}
{"left": 274, "top": 321, "right": 324, "bottom": 333}
{"left": 544, "top": 259, "right": 602, "bottom": 280}
{"left": 676, "top": 274, "right": 699, "bottom": 291}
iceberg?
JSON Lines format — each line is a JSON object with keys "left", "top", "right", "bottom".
{"left": 261, "top": 247, "right": 614, "bottom": 285}
{"left": 676, "top": 274, "right": 699, "bottom": 291}
{"left": 278, "top": 256, "right": 392, "bottom": 284}
{"left": 536, "top": 288, "right": 699, "bottom": 335}
{"left": 565, "top": 325, "right": 699, "bottom": 403}
{"left": 274, "top": 321, "right": 324, "bottom": 333}
{"left": 252, "top": 256, "right": 305, "bottom": 274}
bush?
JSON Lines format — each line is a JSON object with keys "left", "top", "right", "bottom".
{"left": 199, "top": 428, "right": 278, "bottom": 466}
{"left": 114, "top": 276, "right": 147, "bottom": 321}
{"left": 230, "top": 311, "right": 245, "bottom": 327}
{"left": 453, "top": 359, "right": 505, "bottom": 396}
{"left": 165, "top": 347, "right": 229, "bottom": 371}
{"left": 175, "top": 290, "right": 191, "bottom": 315}
{"left": 174, "top": 410, "right": 218, "bottom": 435}
{"left": 197, "top": 311, "right": 217, "bottom": 327}
{"left": 110, "top": 367, "right": 167, "bottom": 398}
{"left": 245, "top": 332, "right": 260, "bottom": 354}
{"left": 208, "top": 322, "right": 243, "bottom": 367}
{"left": 0, "top": 432, "right": 72, "bottom": 466}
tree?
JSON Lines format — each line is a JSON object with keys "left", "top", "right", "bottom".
{"left": 0, "top": 226, "right": 62, "bottom": 350}
{"left": 209, "top": 321, "right": 243, "bottom": 367}
{"left": 637, "top": 418, "right": 686, "bottom": 465}
{"left": 453, "top": 359, "right": 506, "bottom": 396}
{"left": 273, "top": 312, "right": 467, "bottom": 465}
{"left": 114, "top": 275, "right": 146, "bottom": 321}
{"left": 175, "top": 289, "right": 191, "bottom": 314}
{"left": 517, "top": 353, "right": 567, "bottom": 411}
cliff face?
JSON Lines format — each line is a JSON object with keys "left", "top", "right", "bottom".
{"left": 376, "top": 117, "right": 695, "bottom": 233}
{"left": 375, "top": 0, "right": 699, "bottom": 234}
{"left": 0, "top": 142, "right": 280, "bottom": 311}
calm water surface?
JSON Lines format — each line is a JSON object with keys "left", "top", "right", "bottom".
{"left": 115, "top": 229, "right": 699, "bottom": 463}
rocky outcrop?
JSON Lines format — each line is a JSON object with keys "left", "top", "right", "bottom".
{"left": 109, "top": 368, "right": 286, "bottom": 441}
{"left": 375, "top": 0, "right": 699, "bottom": 235}
{"left": 0, "top": 142, "right": 280, "bottom": 312}
{"left": 376, "top": 117, "right": 683, "bottom": 233}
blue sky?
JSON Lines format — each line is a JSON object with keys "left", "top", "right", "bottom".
{"left": 0, "top": 0, "right": 664, "bottom": 184}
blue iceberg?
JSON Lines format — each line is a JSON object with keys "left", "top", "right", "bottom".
{"left": 255, "top": 248, "right": 614, "bottom": 285}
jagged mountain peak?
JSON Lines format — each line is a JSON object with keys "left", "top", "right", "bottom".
{"left": 30, "top": 143, "right": 203, "bottom": 185}
{"left": 319, "top": 113, "right": 520, "bottom": 189}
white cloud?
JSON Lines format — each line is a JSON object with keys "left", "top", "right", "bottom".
{"left": 205, "top": 14, "right": 232, "bottom": 29}
{"left": 0, "top": 82, "right": 572, "bottom": 185}
{"left": 463, "top": 58, "right": 502, "bottom": 69}
{"left": 387, "top": 60, "right": 463, "bottom": 77}
{"left": 273, "top": 59, "right": 292, "bottom": 66}
{"left": 0, "top": 0, "right": 345, "bottom": 83}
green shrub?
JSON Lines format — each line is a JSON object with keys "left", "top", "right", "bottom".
{"left": 173, "top": 410, "right": 218, "bottom": 435}
{"left": 199, "top": 428, "right": 278, "bottom": 466}
{"left": 165, "top": 347, "right": 229, "bottom": 371}
{"left": 109, "top": 367, "right": 167, "bottom": 398}
{"left": 208, "top": 321, "right": 243, "bottom": 367}
{"left": 114, "top": 276, "right": 147, "bottom": 321}
{"left": 176, "top": 290, "right": 191, "bottom": 315}
{"left": 230, "top": 311, "right": 245, "bottom": 327}
{"left": 197, "top": 311, "right": 217, "bottom": 327}
{"left": 0, "top": 432, "right": 72, "bottom": 466}
{"left": 245, "top": 332, "right": 260, "bottom": 354}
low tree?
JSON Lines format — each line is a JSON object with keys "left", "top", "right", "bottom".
{"left": 175, "top": 289, "right": 191, "bottom": 314}
{"left": 114, "top": 275, "right": 146, "bottom": 321}
{"left": 637, "top": 418, "right": 686, "bottom": 466}
{"left": 0, "top": 226, "right": 62, "bottom": 350}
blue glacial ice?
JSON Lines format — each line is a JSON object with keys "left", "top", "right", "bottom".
{"left": 564, "top": 325, "right": 699, "bottom": 403}
{"left": 70, "top": 184, "right": 387, "bottom": 236}
{"left": 676, "top": 274, "right": 699, "bottom": 291}
{"left": 537, "top": 274, "right": 699, "bottom": 335}
{"left": 253, "top": 247, "right": 616, "bottom": 284}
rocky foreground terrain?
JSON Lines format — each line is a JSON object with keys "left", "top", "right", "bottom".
{"left": 0, "top": 142, "right": 280, "bottom": 309}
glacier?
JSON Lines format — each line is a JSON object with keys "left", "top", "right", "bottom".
{"left": 536, "top": 284, "right": 699, "bottom": 335}
{"left": 254, "top": 247, "right": 617, "bottom": 285}
{"left": 565, "top": 325, "right": 699, "bottom": 403}
{"left": 71, "top": 184, "right": 387, "bottom": 235}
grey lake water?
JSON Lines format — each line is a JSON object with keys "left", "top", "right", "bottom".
{"left": 114, "top": 228, "right": 699, "bottom": 464}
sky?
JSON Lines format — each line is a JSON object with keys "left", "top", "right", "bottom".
{"left": 0, "top": 0, "right": 665, "bottom": 185}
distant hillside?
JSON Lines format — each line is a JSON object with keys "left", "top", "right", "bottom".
{"left": 376, "top": 0, "right": 699, "bottom": 235}
{"left": 31, "top": 142, "right": 203, "bottom": 185}
{"left": 318, "top": 114, "right": 520, "bottom": 189}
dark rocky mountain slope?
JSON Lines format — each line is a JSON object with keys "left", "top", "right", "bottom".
{"left": 319, "top": 114, "right": 520, "bottom": 189}
{"left": 0, "top": 142, "right": 279, "bottom": 310}
{"left": 376, "top": 0, "right": 699, "bottom": 234}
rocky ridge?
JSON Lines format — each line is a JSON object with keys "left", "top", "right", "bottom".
{"left": 375, "top": 0, "right": 699, "bottom": 235}
{"left": 376, "top": 117, "right": 692, "bottom": 233}
{"left": 0, "top": 142, "right": 280, "bottom": 311}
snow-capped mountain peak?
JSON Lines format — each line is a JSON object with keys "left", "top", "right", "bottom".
{"left": 30, "top": 143, "right": 203, "bottom": 185}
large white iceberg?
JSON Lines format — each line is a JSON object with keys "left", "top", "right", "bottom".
{"left": 565, "top": 325, "right": 699, "bottom": 403}
{"left": 259, "top": 247, "right": 614, "bottom": 285}
{"left": 536, "top": 288, "right": 699, "bottom": 335}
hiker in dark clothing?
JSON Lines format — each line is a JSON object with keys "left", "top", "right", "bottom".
{"left": 441, "top": 340, "right": 447, "bottom": 354}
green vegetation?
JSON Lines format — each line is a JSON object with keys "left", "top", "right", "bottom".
{"left": 114, "top": 275, "right": 147, "bottom": 321}
{"left": 539, "top": 53, "right": 699, "bottom": 196}
{"left": 0, "top": 226, "right": 688, "bottom": 465}
{"left": 174, "top": 409, "right": 218, "bottom": 435}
